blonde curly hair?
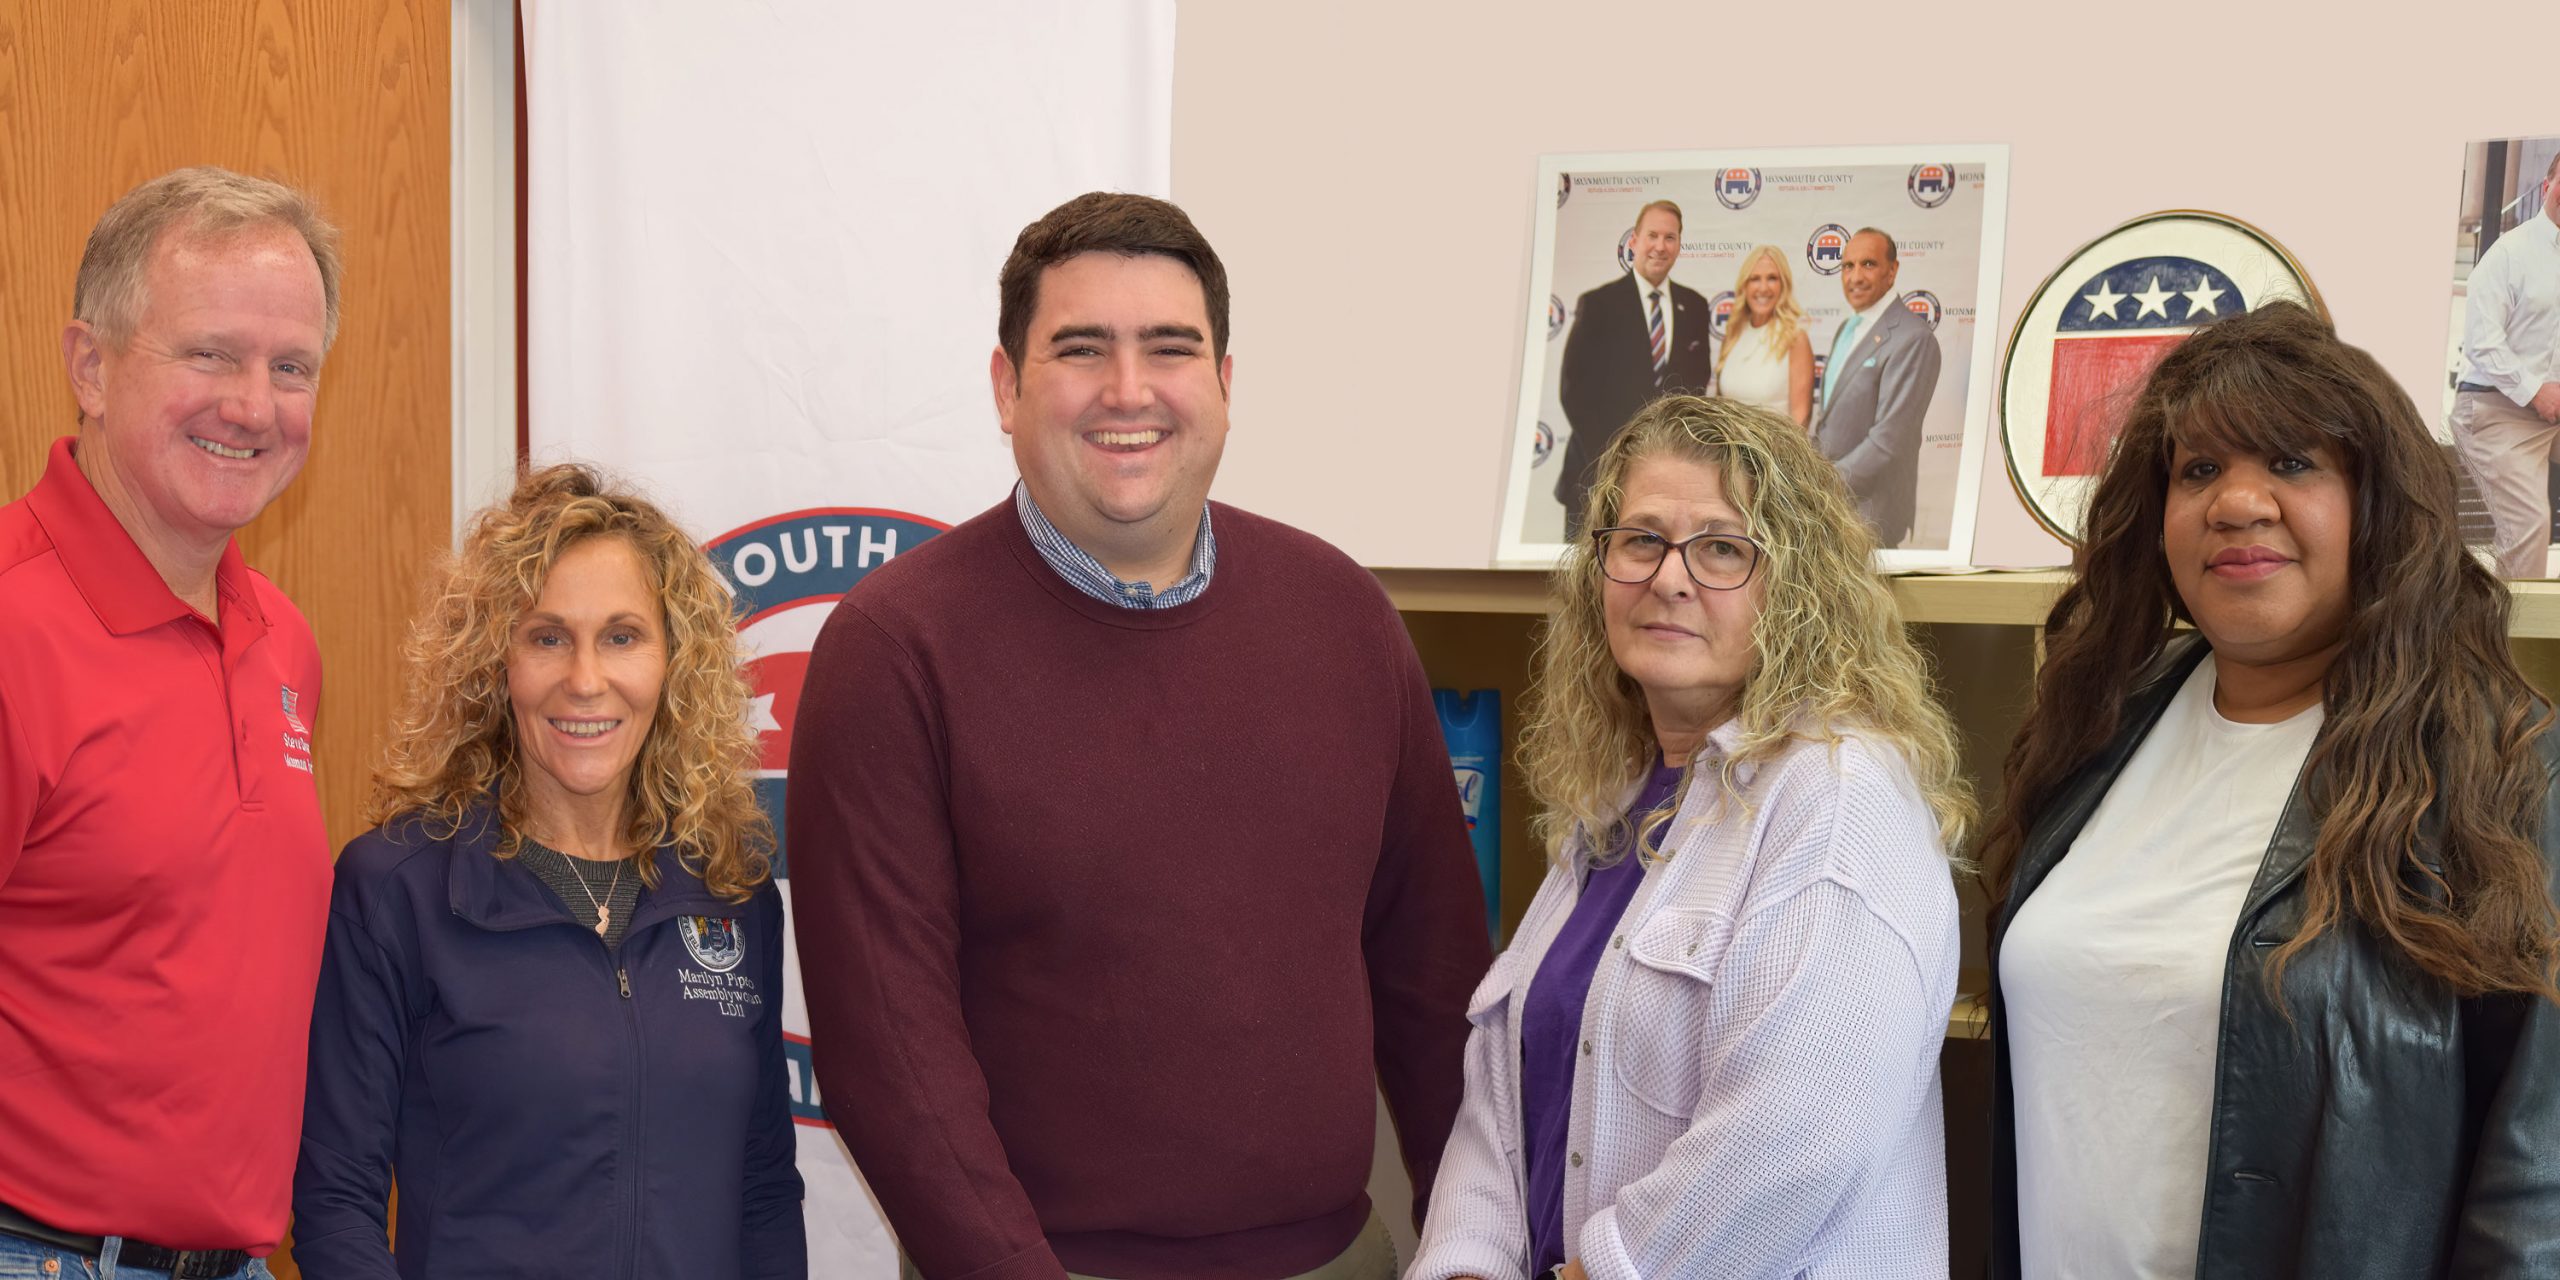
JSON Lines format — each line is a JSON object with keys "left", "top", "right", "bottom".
{"left": 369, "top": 464, "right": 772, "bottom": 901}
{"left": 1522, "top": 394, "right": 1973, "bottom": 864}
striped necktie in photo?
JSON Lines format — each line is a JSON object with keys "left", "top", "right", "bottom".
{"left": 1648, "top": 288, "right": 1668, "bottom": 386}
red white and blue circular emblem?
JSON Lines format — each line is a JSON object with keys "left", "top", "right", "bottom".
{"left": 1532, "top": 421, "right": 1554, "bottom": 467}
{"left": 1806, "top": 224, "right": 1850, "bottom": 276}
{"left": 1547, "top": 294, "right": 1566, "bottom": 339}
{"left": 1907, "top": 163, "right": 1956, "bottom": 209}
{"left": 1902, "top": 289, "right": 1943, "bottom": 332}
{"left": 1616, "top": 226, "right": 1638, "bottom": 274}
{"left": 1714, "top": 167, "right": 1762, "bottom": 211}
{"left": 705, "top": 508, "right": 951, "bottom": 881}
{"left": 1998, "top": 211, "right": 2321, "bottom": 542}
{"left": 1709, "top": 290, "right": 1738, "bottom": 340}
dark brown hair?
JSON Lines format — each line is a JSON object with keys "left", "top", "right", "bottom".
{"left": 1981, "top": 301, "right": 2560, "bottom": 1001}
{"left": 997, "top": 192, "right": 1230, "bottom": 368}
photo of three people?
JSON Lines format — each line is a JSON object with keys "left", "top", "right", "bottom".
{"left": 1501, "top": 145, "right": 2010, "bottom": 569}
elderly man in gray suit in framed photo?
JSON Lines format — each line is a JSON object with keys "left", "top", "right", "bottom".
{"left": 1814, "top": 227, "right": 1941, "bottom": 548}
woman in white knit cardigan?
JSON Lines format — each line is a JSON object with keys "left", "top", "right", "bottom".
{"left": 1411, "top": 395, "right": 1970, "bottom": 1280}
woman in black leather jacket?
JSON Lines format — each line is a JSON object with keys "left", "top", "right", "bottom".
{"left": 1980, "top": 301, "right": 2560, "bottom": 1279}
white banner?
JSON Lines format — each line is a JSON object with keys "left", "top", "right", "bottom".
{"left": 525, "top": 2, "right": 1173, "bottom": 1270}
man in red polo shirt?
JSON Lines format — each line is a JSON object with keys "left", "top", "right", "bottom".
{"left": 0, "top": 167, "right": 340, "bottom": 1278}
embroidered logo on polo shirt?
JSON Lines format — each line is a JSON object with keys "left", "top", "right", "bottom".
{"left": 680, "top": 914, "right": 746, "bottom": 972}
{"left": 280, "top": 684, "right": 314, "bottom": 773}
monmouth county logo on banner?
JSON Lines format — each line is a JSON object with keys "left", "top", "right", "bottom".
{"left": 1715, "top": 167, "right": 1762, "bottom": 210}
{"left": 2000, "top": 210, "right": 2318, "bottom": 543}
{"left": 1908, "top": 163, "right": 1955, "bottom": 208}
{"left": 707, "top": 509, "right": 951, "bottom": 886}
{"left": 1806, "top": 223, "right": 1850, "bottom": 275}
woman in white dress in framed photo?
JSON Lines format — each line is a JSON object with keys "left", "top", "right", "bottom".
{"left": 1713, "top": 244, "right": 1815, "bottom": 427}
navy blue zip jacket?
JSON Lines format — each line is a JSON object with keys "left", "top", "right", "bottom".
{"left": 291, "top": 806, "right": 806, "bottom": 1278}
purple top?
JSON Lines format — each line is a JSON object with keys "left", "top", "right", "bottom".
{"left": 1522, "top": 757, "right": 1684, "bottom": 1275}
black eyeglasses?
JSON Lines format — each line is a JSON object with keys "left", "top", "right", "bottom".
{"left": 1590, "top": 526, "right": 1766, "bottom": 591}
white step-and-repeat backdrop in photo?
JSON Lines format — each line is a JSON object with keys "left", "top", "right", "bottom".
{"left": 1499, "top": 145, "right": 2010, "bottom": 570}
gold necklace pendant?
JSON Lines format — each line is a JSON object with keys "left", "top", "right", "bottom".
{"left": 556, "top": 845, "right": 624, "bottom": 937}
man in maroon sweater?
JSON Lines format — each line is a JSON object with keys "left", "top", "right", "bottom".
{"left": 787, "top": 193, "right": 1490, "bottom": 1280}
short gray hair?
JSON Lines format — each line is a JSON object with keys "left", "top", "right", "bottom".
{"left": 73, "top": 166, "right": 343, "bottom": 351}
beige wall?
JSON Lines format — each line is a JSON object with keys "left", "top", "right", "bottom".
{"left": 1173, "top": 0, "right": 2537, "bottom": 569}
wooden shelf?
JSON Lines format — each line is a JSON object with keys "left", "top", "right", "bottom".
{"left": 2515, "top": 582, "right": 2560, "bottom": 637}
{"left": 1370, "top": 568, "right": 1550, "bottom": 614}
{"left": 1375, "top": 567, "right": 2072, "bottom": 626}
{"left": 1948, "top": 994, "right": 1989, "bottom": 1041}
{"left": 1378, "top": 568, "right": 2560, "bottom": 638}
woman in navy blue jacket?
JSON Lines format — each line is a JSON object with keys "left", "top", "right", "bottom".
{"left": 293, "top": 465, "right": 805, "bottom": 1278}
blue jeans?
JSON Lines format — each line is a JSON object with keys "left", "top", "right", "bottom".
{"left": 0, "top": 1231, "right": 270, "bottom": 1280}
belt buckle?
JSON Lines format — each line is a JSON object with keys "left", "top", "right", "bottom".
{"left": 170, "top": 1251, "right": 224, "bottom": 1279}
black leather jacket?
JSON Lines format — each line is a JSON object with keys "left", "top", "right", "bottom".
{"left": 1989, "top": 640, "right": 2560, "bottom": 1278}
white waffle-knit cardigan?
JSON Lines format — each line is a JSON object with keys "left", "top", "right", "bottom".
{"left": 1408, "top": 720, "right": 1959, "bottom": 1280}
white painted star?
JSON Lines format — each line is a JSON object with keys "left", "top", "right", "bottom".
{"left": 749, "top": 692, "right": 783, "bottom": 734}
{"left": 2132, "top": 275, "right": 2175, "bottom": 320}
{"left": 2183, "top": 278, "right": 2226, "bottom": 319}
{"left": 2081, "top": 280, "right": 2125, "bottom": 324}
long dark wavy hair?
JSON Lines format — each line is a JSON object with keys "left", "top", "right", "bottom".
{"left": 1981, "top": 301, "right": 2560, "bottom": 1001}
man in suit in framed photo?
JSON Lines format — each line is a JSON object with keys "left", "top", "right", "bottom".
{"left": 1814, "top": 227, "right": 1941, "bottom": 549}
{"left": 1555, "top": 198, "right": 1714, "bottom": 534}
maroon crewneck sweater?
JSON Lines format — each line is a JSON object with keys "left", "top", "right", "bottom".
{"left": 787, "top": 498, "right": 1489, "bottom": 1280}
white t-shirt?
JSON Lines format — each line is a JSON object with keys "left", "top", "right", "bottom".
{"left": 2001, "top": 654, "right": 2323, "bottom": 1280}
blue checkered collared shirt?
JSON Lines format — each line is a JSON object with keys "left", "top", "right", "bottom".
{"left": 1012, "top": 483, "right": 1215, "bottom": 609}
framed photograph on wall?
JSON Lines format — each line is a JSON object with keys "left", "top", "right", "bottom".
{"left": 2440, "top": 135, "right": 2560, "bottom": 579}
{"left": 1496, "top": 143, "right": 2011, "bottom": 571}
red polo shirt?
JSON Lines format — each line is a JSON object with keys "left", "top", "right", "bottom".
{"left": 0, "top": 437, "right": 330, "bottom": 1251}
